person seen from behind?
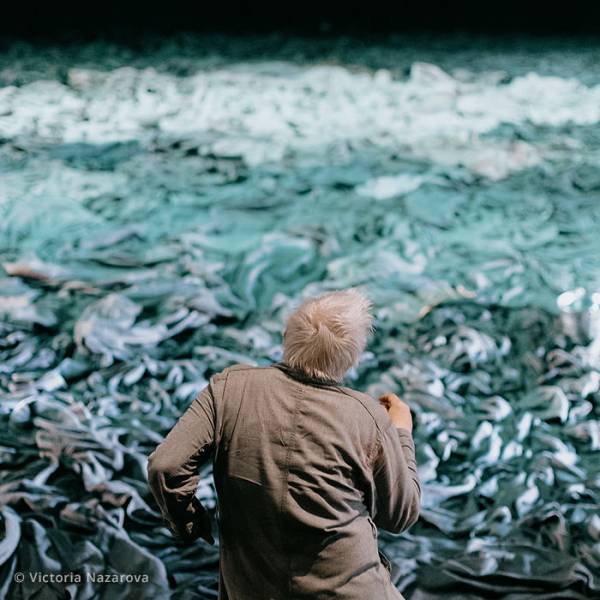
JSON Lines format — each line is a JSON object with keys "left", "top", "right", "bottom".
{"left": 147, "top": 287, "right": 421, "bottom": 599}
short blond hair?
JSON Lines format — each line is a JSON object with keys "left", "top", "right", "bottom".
{"left": 282, "top": 288, "right": 374, "bottom": 382}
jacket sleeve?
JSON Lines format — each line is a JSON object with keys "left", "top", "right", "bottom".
{"left": 370, "top": 423, "right": 421, "bottom": 534}
{"left": 147, "top": 381, "right": 216, "bottom": 544}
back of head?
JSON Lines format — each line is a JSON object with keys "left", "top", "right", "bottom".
{"left": 282, "top": 288, "right": 374, "bottom": 382}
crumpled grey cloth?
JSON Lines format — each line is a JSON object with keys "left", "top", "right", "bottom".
{"left": 1, "top": 36, "right": 600, "bottom": 599}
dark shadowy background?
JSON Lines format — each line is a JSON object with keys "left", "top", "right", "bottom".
{"left": 2, "top": 1, "right": 600, "bottom": 40}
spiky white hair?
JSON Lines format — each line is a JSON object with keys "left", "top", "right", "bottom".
{"left": 282, "top": 288, "right": 374, "bottom": 382}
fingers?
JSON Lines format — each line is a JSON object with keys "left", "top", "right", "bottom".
{"left": 378, "top": 393, "right": 401, "bottom": 409}
{"left": 378, "top": 394, "right": 393, "bottom": 410}
{"left": 377, "top": 393, "right": 413, "bottom": 431}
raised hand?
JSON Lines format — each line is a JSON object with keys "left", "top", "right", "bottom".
{"left": 378, "top": 393, "right": 413, "bottom": 432}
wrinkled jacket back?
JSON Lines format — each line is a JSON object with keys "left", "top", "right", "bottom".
{"left": 210, "top": 364, "right": 418, "bottom": 600}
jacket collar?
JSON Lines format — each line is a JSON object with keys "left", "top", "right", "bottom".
{"left": 271, "top": 361, "right": 342, "bottom": 388}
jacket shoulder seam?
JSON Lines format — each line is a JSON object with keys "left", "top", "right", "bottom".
{"left": 332, "top": 387, "right": 387, "bottom": 466}
{"left": 211, "top": 363, "right": 256, "bottom": 381}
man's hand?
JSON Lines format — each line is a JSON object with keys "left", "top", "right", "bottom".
{"left": 378, "top": 393, "right": 413, "bottom": 432}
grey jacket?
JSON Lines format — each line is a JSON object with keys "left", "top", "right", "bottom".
{"left": 147, "top": 363, "right": 421, "bottom": 600}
